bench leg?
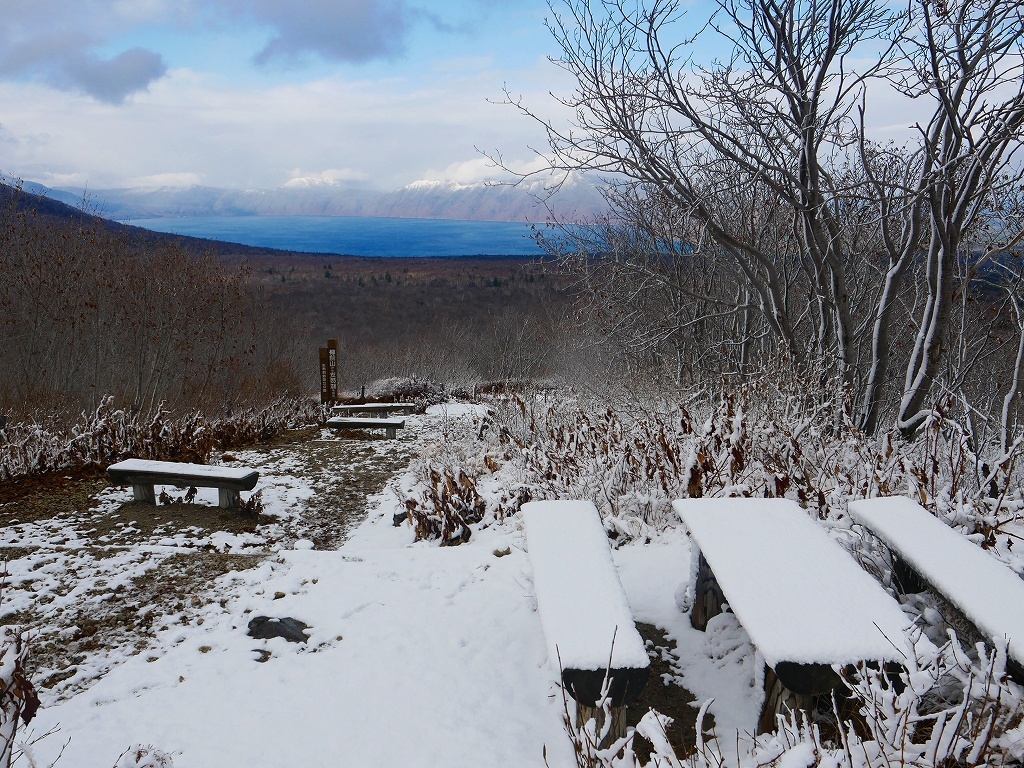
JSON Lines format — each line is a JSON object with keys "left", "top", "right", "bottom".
{"left": 758, "top": 665, "right": 816, "bottom": 735}
{"left": 219, "top": 488, "right": 241, "bottom": 509}
{"left": 576, "top": 702, "right": 627, "bottom": 749}
{"left": 132, "top": 484, "right": 156, "bottom": 505}
{"left": 386, "top": 427, "right": 396, "bottom": 439}
{"left": 691, "top": 552, "right": 728, "bottom": 631}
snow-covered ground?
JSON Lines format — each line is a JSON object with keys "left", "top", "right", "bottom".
{"left": 10, "top": 399, "right": 1024, "bottom": 767}
{"left": 6, "top": 403, "right": 781, "bottom": 767}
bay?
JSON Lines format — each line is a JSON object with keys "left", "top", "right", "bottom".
{"left": 129, "top": 215, "right": 545, "bottom": 258}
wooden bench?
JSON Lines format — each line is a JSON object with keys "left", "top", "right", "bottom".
{"left": 107, "top": 458, "right": 259, "bottom": 510}
{"left": 673, "top": 498, "right": 918, "bottom": 734}
{"left": 332, "top": 402, "right": 416, "bottom": 416}
{"left": 849, "top": 496, "right": 1024, "bottom": 681}
{"left": 522, "top": 500, "right": 650, "bottom": 746}
{"left": 325, "top": 416, "right": 405, "bottom": 440}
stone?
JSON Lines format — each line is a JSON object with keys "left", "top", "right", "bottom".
{"left": 247, "top": 616, "right": 310, "bottom": 643}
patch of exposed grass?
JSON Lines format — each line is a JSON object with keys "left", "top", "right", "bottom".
{"left": 0, "top": 469, "right": 109, "bottom": 526}
{"left": 629, "top": 622, "right": 701, "bottom": 761}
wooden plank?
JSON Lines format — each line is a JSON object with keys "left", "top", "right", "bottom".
{"left": 522, "top": 500, "right": 650, "bottom": 748}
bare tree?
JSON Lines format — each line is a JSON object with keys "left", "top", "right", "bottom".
{"left": 503, "top": 0, "right": 1024, "bottom": 436}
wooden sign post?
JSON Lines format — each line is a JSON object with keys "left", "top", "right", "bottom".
{"left": 319, "top": 339, "right": 340, "bottom": 404}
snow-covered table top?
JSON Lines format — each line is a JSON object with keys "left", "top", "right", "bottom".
{"left": 674, "top": 498, "right": 916, "bottom": 668}
{"left": 107, "top": 459, "right": 257, "bottom": 481}
{"left": 850, "top": 496, "right": 1024, "bottom": 665}
{"left": 522, "top": 500, "right": 650, "bottom": 672}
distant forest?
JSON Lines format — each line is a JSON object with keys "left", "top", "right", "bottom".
{"left": 0, "top": 183, "right": 582, "bottom": 419}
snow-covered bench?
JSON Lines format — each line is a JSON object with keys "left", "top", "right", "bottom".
{"left": 107, "top": 458, "right": 259, "bottom": 510}
{"left": 522, "top": 500, "right": 650, "bottom": 744}
{"left": 850, "top": 496, "right": 1024, "bottom": 681}
{"left": 674, "top": 498, "right": 917, "bottom": 734}
{"left": 325, "top": 416, "right": 405, "bottom": 440}
{"left": 332, "top": 403, "right": 416, "bottom": 416}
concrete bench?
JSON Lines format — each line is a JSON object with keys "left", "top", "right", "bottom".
{"left": 332, "top": 402, "right": 416, "bottom": 416}
{"left": 674, "top": 498, "right": 918, "bottom": 734}
{"left": 522, "top": 500, "right": 650, "bottom": 745}
{"left": 107, "top": 458, "right": 259, "bottom": 510}
{"left": 850, "top": 496, "right": 1024, "bottom": 681}
{"left": 325, "top": 416, "right": 405, "bottom": 439}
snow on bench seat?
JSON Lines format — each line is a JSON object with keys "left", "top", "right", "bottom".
{"left": 325, "top": 416, "right": 405, "bottom": 439}
{"left": 675, "top": 498, "right": 914, "bottom": 667}
{"left": 674, "top": 497, "right": 919, "bottom": 733}
{"left": 522, "top": 500, "right": 649, "bottom": 714}
{"left": 850, "top": 495, "right": 1024, "bottom": 676}
{"left": 107, "top": 458, "right": 259, "bottom": 509}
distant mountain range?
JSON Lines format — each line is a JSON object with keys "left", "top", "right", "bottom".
{"left": 18, "top": 174, "right": 606, "bottom": 223}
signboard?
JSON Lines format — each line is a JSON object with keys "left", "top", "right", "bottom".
{"left": 327, "top": 339, "right": 339, "bottom": 403}
{"left": 319, "top": 339, "right": 340, "bottom": 404}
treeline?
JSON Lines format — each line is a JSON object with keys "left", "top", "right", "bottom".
{"left": 234, "top": 251, "right": 581, "bottom": 390}
{"left": 0, "top": 183, "right": 595, "bottom": 424}
{"left": 0, "top": 184, "right": 308, "bottom": 418}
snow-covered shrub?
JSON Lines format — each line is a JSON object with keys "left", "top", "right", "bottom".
{"left": 0, "top": 395, "right": 328, "bottom": 482}
{"left": 113, "top": 745, "right": 174, "bottom": 768}
{"left": 404, "top": 465, "right": 488, "bottom": 545}
{"left": 561, "top": 636, "right": 1024, "bottom": 768}
{"left": 484, "top": 377, "right": 1024, "bottom": 547}
{"left": 0, "top": 626, "right": 38, "bottom": 768}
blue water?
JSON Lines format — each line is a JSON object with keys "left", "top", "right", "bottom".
{"left": 129, "top": 215, "right": 545, "bottom": 258}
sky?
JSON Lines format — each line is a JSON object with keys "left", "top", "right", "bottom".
{"left": 0, "top": 0, "right": 575, "bottom": 191}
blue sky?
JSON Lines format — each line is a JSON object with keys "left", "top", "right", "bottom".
{"left": 0, "top": 0, "right": 920, "bottom": 193}
{"left": 0, "top": 0, "right": 569, "bottom": 190}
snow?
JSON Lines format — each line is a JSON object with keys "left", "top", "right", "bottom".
{"left": 107, "top": 459, "right": 257, "bottom": 481}
{"left": 673, "top": 498, "right": 918, "bottom": 668}
{"left": 522, "top": 500, "right": 650, "bottom": 672}
{"left": 849, "top": 496, "right": 1024, "bottom": 665}
{"left": 16, "top": 405, "right": 977, "bottom": 766}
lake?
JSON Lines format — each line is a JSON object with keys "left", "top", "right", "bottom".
{"left": 129, "top": 215, "right": 546, "bottom": 258}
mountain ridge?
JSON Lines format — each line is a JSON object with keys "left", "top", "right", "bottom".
{"left": 26, "top": 174, "right": 605, "bottom": 223}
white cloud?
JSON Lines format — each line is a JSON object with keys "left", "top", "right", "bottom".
{"left": 420, "top": 155, "right": 550, "bottom": 185}
{"left": 123, "top": 172, "right": 204, "bottom": 188}
{"left": 286, "top": 168, "right": 370, "bottom": 184}
{"left": 0, "top": 1, "right": 177, "bottom": 101}
{"left": 0, "top": 61, "right": 563, "bottom": 191}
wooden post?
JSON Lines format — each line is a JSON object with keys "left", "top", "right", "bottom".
{"left": 132, "top": 484, "right": 156, "bottom": 505}
{"left": 759, "top": 665, "right": 815, "bottom": 734}
{"left": 218, "top": 488, "right": 241, "bottom": 509}
{"left": 576, "top": 702, "right": 627, "bottom": 749}
{"left": 691, "top": 551, "right": 728, "bottom": 631}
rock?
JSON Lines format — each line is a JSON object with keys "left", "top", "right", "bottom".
{"left": 493, "top": 547, "right": 511, "bottom": 558}
{"left": 247, "top": 616, "right": 310, "bottom": 643}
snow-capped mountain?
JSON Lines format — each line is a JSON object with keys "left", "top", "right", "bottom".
{"left": 34, "top": 174, "right": 606, "bottom": 223}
